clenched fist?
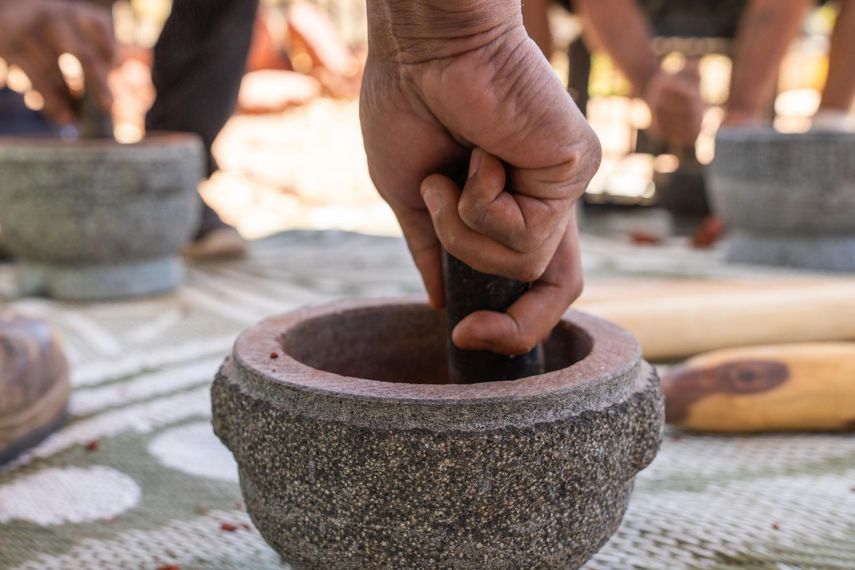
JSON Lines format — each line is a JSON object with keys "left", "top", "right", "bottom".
{"left": 361, "top": 0, "right": 601, "bottom": 355}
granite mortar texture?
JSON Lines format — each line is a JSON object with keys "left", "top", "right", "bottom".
{"left": 0, "top": 134, "right": 203, "bottom": 298}
{"left": 708, "top": 129, "right": 855, "bottom": 270}
{"left": 212, "top": 300, "right": 664, "bottom": 569}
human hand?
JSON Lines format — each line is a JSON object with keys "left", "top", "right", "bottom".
{"left": 360, "top": 0, "right": 601, "bottom": 355}
{"left": 0, "top": 0, "right": 115, "bottom": 123}
{"left": 643, "top": 68, "right": 704, "bottom": 148}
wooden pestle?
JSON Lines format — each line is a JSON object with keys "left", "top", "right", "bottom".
{"left": 76, "top": 90, "right": 114, "bottom": 140}
{"left": 442, "top": 168, "right": 545, "bottom": 384}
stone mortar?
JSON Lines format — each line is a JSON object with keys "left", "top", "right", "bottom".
{"left": 212, "top": 298, "right": 664, "bottom": 569}
{"left": 0, "top": 133, "right": 203, "bottom": 300}
{"left": 707, "top": 128, "right": 855, "bottom": 271}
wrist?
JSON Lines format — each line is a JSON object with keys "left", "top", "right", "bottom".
{"left": 367, "top": 0, "right": 523, "bottom": 63}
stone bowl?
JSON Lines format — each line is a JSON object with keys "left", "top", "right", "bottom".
{"left": 707, "top": 128, "right": 855, "bottom": 271}
{"left": 212, "top": 298, "right": 663, "bottom": 569}
{"left": 0, "top": 133, "right": 203, "bottom": 300}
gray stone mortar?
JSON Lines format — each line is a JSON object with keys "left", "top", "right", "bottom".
{"left": 707, "top": 128, "right": 855, "bottom": 270}
{"left": 0, "top": 133, "right": 203, "bottom": 299}
{"left": 212, "top": 298, "right": 664, "bottom": 569}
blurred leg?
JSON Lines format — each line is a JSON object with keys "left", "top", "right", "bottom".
{"left": 145, "top": 0, "right": 258, "bottom": 239}
{"left": 819, "top": 0, "right": 855, "bottom": 112}
{"left": 725, "top": 0, "right": 812, "bottom": 125}
{"left": 523, "top": 0, "right": 554, "bottom": 58}
{"left": 573, "top": 0, "right": 660, "bottom": 94}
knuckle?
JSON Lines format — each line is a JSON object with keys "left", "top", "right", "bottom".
{"left": 508, "top": 257, "right": 547, "bottom": 283}
{"left": 510, "top": 231, "right": 544, "bottom": 254}
{"left": 568, "top": 274, "right": 584, "bottom": 301}
{"left": 441, "top": 230, "right": 462, "bottom": 255}
{"left": 508, "top": 337, "right": 537, "bottom": 356}
{"left": 458, "top": 200, "right": 487, "bottom": 231}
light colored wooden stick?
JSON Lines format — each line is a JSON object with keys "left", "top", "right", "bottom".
{"left": 576, "top": 278, "right": 855, "bottom": 360}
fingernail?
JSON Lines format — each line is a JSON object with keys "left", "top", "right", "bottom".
{"left": 468, "top": 147, "right": 483, "bottom": 180}
{"left": 421, "top": 180, "right": 442, "bottom": 216}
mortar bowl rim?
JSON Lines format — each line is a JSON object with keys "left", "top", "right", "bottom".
{"left": 230, "top": 295, "right": 643, "bottom": 407}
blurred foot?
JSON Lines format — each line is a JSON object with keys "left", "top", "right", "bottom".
{"left": 0, "top": 312, "right": 70, "bottom": 466}
{"left": 182, "top": 223, "right": 248, "bottom": 260}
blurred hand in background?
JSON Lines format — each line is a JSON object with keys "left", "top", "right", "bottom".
{"left": 0, "top": 0, "right": 115, "bottom": 123}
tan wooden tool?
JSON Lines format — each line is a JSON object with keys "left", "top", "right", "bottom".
{"left": 576, "top": 278, "right": 855, "bottom": 360}
{"left": 661, "top": 343, "right": 855, "bottom": 433}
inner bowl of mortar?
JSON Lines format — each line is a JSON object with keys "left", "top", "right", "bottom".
{"left": 281, "top": 302, "right": 593, "bottom": 385}
{"left": 212, "top": 297, "right": 663, "bottom": 569}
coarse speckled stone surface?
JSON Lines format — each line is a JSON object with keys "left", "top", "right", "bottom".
{"left": 0, "top": 133, "right": 203, "bottom": 299}
{"left": 212, "top": 298, "right": 664, "bottom": 569}
{"left": 707, "top": 128, "right": 855, "bottom": 270}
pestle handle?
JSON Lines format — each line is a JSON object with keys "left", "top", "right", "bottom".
{"left": 76, "top": 90, "right": 114, "bottom": 140}
{"left": 443, "top": 250, "right": 545, "bottom": 384}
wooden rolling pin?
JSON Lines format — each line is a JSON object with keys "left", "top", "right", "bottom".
{"left": 662, "top": 343, "right": 855, "bottom": 432}
{"left": 576, "top": 278, "right": 855, "bottom": 360}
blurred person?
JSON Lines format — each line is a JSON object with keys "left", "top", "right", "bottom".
{"left": 1, "top": 0, "right": 601, "bottom": 462}
{"left": 523, "top": 0, "right": 855, "bottom": 147}
{"left": 0, "top": 0, "right": 258, "bottom": 258}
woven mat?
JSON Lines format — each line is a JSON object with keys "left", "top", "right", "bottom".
{"left": 1, "top": 231, "right": 853, "bottom": 569}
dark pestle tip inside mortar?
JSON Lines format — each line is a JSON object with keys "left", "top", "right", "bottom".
{"left": 279, "top": 303, "right": 592, "bottom": 386}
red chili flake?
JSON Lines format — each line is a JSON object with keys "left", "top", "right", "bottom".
{"left": 157, "top": 565, "right": 180, "bottom": 570}
{"left": 692, "top": 216, "right": 725, "bottom": 249}
{"left": 629, "top": 231, "right": 663, "bottom": 246}
{"left": 84, "top": 440, "right": 99, "bottom": 451}
{"left": 269, "top": 352, "right": 279, "bottom": 359}
{"left": 771, "top": 522, "right": 780, "bottom": 530}
{"left": 221, "top": 522, "right": 239, "bottom": 532}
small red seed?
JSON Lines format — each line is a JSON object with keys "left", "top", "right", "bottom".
{"left": 157, "top": 565, "right": 180, "bottom": 570}
{"left": 221, "top": 522, "right": 238, "bottom": 532}
{"left": 629, "top": 231, "right": 663, "bottom": 246}
{"left": 269, "top": 352, "right": 279, "bottom": 359}
{"left": 84, "top": 440, "right": 99, "bottom": 451}
{"left": 772, "top": 522, "right": 780, "bottom": 530}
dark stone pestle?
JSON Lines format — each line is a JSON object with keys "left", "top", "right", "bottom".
{"left": 76, "top": 90, "right": 113, "bottom": 140}
{"left": 442, "top": 165, "right": 545, "bottom": 384}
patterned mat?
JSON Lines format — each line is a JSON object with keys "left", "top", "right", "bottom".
{"left": 1, "top": 231, "right": 853, "bottom": 569}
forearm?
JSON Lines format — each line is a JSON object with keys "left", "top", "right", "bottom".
{"left": 727, "top": 0, "right": 811, "bottom": 120}
{"left": 573, "top": 0, "right": 660, "bottom": 96}
{"left": 366, "top": 0, "right": 523, "bottom": 62}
